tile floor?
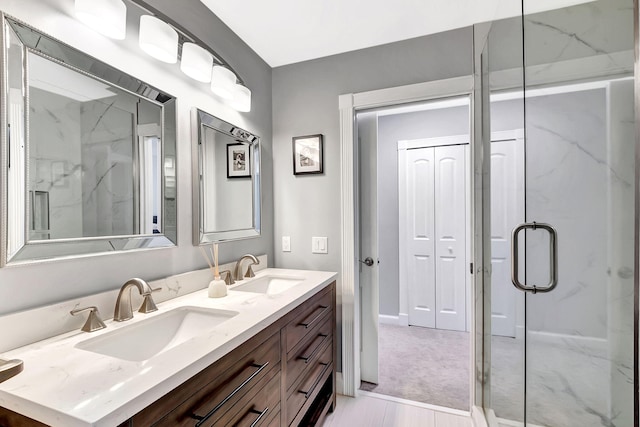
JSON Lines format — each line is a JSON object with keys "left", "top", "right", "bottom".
{"left": 324, "top": 393, "right": 472, "bottom": 427}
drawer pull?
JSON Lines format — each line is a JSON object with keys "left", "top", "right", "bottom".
{"left": 191, "top": 361, "right": 269, "bottom": 427}
{"left": 298, "top": 305, "right": 329, "bottom": 329}
{"left": 298, "top": 363, "right": 327, "bottom": 399}
{"left": 237, "top": 407, "right": 269, "bottom": 427}
{"left": 297, "top": 334, "right": 329, "bottom": 364}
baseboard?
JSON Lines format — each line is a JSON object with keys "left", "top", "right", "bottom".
{"left": 378, "top": 314, "right": 399, "bottom": 325}
{"left": 399, "top": 313, "right": 409, "bottom": 326}
{"left": 515, "top": 325, "right": 524, "bottom": 341}
{"left": 336, "top": 371, "right": 344, "bottom": 395}
{"left": 378, "top": 313, "right": 409, "bottom": 326}
{"left": 472, "top": 406, "right": 489, "bottom": 427}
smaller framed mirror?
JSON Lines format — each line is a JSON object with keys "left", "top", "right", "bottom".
{"left": 193, "top": 109, "right": 261, "bottom": 244}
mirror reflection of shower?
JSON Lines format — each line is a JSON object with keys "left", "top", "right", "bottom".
{"left": 22, "top": 51, "right": 164, "bottom": 242}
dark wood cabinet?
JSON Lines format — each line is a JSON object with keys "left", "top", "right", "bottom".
{"left": 0, "top": 281, "right": 336, "bottom": 427}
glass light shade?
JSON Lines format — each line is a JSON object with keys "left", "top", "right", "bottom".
{"left": 231, "top": 84, "right": 251, "bottom": 112}
{"left": 75, "top": 0, "right": 126, "bottom": 40}
{"left": 210, "top": 66, "right": 237, "bottom": 100}
{"left": 139, "top": 16, "right": 178, "bottom": 64}
{"left": 180, "top": 43, "right": 213, "bottom": 83}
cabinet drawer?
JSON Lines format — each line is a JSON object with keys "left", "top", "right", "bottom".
{"left": 286, "top": 341, "right": 332, "bottom": 426}
{"left": 222, "top": 373, "right": 280, "bottom": 427}
{"left": 286, "top": 311, "right": 332, "bottom": 392}
{"left": 285, "top": 289, "right": 332, "bottom": 354}
{"left": 133, "top": 332, "right": 280, "bottom": 426}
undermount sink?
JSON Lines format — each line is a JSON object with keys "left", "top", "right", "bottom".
{"left": 75, "top": 306, "right": 238, "bottom": 361}
{"left": 231, "top": 275, "right": 304, "bottom": 295}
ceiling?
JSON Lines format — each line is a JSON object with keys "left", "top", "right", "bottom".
{"left": 200, "top": 0, "right": 595, "bottom": 67}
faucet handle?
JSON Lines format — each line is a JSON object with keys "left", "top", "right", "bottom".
{"left": 139, "top": 287, "right": 161, "bottom": 314}
{"left": 70, "top": 306, "right": 106, "bottom": 333}
{"left": 220, "top": 270, "right": 234, "bottom": 286}
{"left": 244, "top": 265, "right": 256, "bottom": 278}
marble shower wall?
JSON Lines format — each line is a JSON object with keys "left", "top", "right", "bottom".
{"left": 80, "top": 97, "right": 136, "bottom": 237}
{"left": 29, "top": 88, "right": 83, "bottom": 240}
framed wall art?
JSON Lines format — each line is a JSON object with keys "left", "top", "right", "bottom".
{"left": 292, "top": 134, "right": 323, "bottom": 175}
{"left": 227, "top": 143, "right": 251, "bottom": 178}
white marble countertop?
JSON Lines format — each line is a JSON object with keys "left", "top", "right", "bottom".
{"left": 0, "top": 268, "right": 337, "bottom": 427}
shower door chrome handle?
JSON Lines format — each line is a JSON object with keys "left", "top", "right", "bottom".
{"left": 511, "top": 222, "right": 558, "bottom": 294}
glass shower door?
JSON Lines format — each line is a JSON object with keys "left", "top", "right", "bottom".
{"left": 519, "top": 0, "right": 636, "bottom": 426}
{"left": 485, "top": 1, "right": 636, "bottom": 426}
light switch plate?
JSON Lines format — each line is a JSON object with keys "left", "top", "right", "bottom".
{"left": 282, "top": 236, "right": 291, "bottom": 252}
{"left": 312, "top": 237, "right": 328, "bottom": 254}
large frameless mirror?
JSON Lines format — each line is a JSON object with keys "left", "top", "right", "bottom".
{"left": 193, "top": 109, "right": 260, "bottom": 244}
{"left": 1, "top": 15, "right": 177, "bottom": 265}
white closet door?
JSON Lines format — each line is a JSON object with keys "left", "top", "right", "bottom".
{"left": 490, "top": 138, "right": 524, "bottom": 337}
{"left": 406, "top": 147, "right": 436, "bottom": 328}
{"left": 434, "top": 145, "right": 467, "bottom": 332}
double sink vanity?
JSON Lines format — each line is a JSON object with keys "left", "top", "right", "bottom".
{"left": 0, "top": 267, "right": 337, "bottom": 427}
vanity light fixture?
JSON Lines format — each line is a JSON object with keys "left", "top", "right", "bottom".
{"left": 139, "top": 15, "right": 178, "bottom": 63}
{"left": 74, "top": 0, "right": 127, "bottom": 40}
{"left": 231, "top": 84, "right": 251, "bottom": 112}
{"left": 180, "top": 42, "right": 214, "bottom": 83}
{"left": 73, "top": 0, "right": 252, "bottom": 112}
{"left": 210, "top": 65, "right": 237, "bottom": 100}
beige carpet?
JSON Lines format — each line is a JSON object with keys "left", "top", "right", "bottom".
{"left": 359, "top": 323, "right": 471, "bottom": 411}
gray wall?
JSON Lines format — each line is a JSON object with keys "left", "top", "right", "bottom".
{"left": 0, "top": 0, "right": 273, "bottom": 315}
{"left": 272, "top": 28, "right": 474, "bottom": 369}
{"left": 376, "top": 105, "right": 470, "bottom": 316}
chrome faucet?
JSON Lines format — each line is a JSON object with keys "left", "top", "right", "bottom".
{"left": 113, "top": 278, "right": 160, "bottom": 322}
{"left": 233, "top": 254, "right": 260, "bottom": 281}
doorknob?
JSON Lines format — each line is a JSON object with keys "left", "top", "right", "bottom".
{"left": 359, "top": 257, "right": 374, "bottom": 267}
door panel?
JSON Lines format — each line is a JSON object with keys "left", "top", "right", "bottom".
{"left": 489, "top": 138, "right": 523, "bottom": 337}
{"left": 434, "top": 145, "right": 466, "bottom": 331}
{"left": 357, "top": 112, "right": 379, "bottom": 384}
{"left": 406, "top": 148, "right": 436, "bottom": 328}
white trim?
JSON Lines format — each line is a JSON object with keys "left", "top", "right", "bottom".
{"left": 336, "top": 371, "right": 344, "bottom": 395}
{"left": 398, "top": 134, "right": 470, "bottom": 150}
{"left": 352, "top": 76, "right": 474, "bottom": 110}
{"left": 358, "top": 390, "right": 471, "bottom": 417}
{"left": 339, "top": 92, "right": 359, "bottom": 397}
{"left": 398, "top": 312, "right": 409, "bottom": 326}
{"left": 472, "top": 406, "right": 489, "bottom": 427}
{"left": 339, "top": 75, "right": 475, "bottom": 399}
{"left": 378, "top": 314, "right": 401, "bottom": 325}
{"left": 377, "top": 314, "right": 410, "bottom": 326}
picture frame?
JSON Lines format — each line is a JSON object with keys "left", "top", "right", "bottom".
{"left": 292, "top": 134, "right": 323, "bottom": 175}
{"left": 227, "top": 143, "right": 251, "bottom": 178}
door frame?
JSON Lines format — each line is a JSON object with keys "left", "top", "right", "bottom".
{"left": 338, "top": 75, "right": 477, "bottom": 401}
